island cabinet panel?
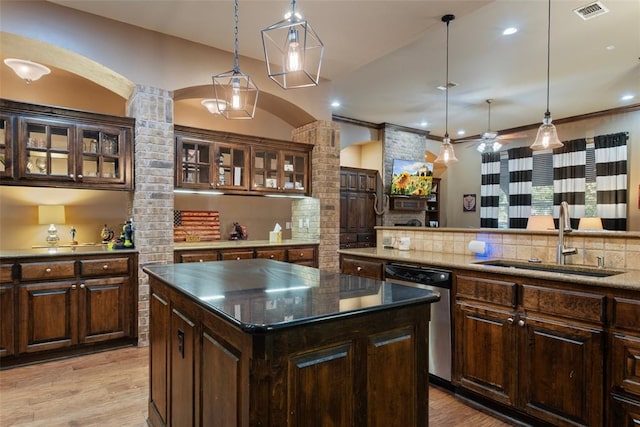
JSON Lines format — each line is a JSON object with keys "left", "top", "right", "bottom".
{"left": 201, "top": 331, "right": 240, "bottom": 427}
{"left": 170, "top": 307, "right": 197, "bottom": 427}
{"left": 0, "top": 264, "right": 15, "bottom": 357}
{"left": 149, "top": 292, "right": 170, "bottom": 427}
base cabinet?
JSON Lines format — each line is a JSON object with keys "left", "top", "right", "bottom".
{"left": 175, "top": 244, "right": 318, "bottom": 268}
{"left": 1, "top": 252, "right": 137, "bottom": 367}
{"left": 454, "top": 272, "right": 605, "bottom": 427}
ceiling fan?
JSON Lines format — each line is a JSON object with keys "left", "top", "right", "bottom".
{"left": 464, "top": 99, "right": 527, "bottom": 153}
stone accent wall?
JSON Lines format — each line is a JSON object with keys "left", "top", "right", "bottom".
{"left": 126, "top": 85, "right": 174, "bottom": 346}
{"left": 382, "top": 126, "right": 429, "bottom": 226}
{"left": 378, "top": 227, "right": 640, "bottom": 270}
{"left": 292, "top": 121, "right": 341, "bottom": 271}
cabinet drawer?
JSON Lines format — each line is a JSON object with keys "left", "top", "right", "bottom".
{"left": 287, "top": 248, "right": 315, "bottom": 262}
{"left": 340, "top": 233, "right": 357, "bottom": 244}
{"left": 180, "top": 252, "right": 219, "bottom": 263}
{"left": 342, "top": 257, "right": 383, "bottom": 280}
{"left": 20, "top": 261, "right": 76, "bottom": 281}
{"left": 255, "top": 249, "right": 286, "bottom": 261}
{"left": 220, "top": 250, "right": 254, "bottom": 261}
{"left": 0, "top": 264, "right": 13, "bottom": 283}
{"left": 357, "top": 233, "right": 375, "bottom": 243}
{"left": 611, "top": 333, "right": 640, "bottom": 398}
{"left": 522, "top": 284, "right": 604, "bottom": 324}
{"left": 456, "top": 275, "right": 516, "bottom": 307}
{"left": 80, "top": 258, "right": 129, "bottom": 276}
{"left": 613, "top": 298, "right": 640, "bottom": 330}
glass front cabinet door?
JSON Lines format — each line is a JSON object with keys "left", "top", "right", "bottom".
{"left": 78, "top": 126, "right": 127, "bottom": 185}
{"left": 20, "top": 118, "right": 74, "bottom": 183}
{"left": 252, "top": 148, "right": 280, "bottom": 192}
{"left": 0, "top": 115, "right": 13, "bottom": 180}
{"left": 215, "top": 143, "right": 249, "bottom": 191}
{"left": 176, "top": 136, "right": 212, "bottom": 189}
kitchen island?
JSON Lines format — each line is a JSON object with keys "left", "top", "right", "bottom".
{"left": 143, "top": 259, "right": 440, "bottom": 427}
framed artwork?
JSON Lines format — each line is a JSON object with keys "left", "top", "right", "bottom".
{"left": 463, "top": 194, "right": 476, "bottom": 212}
{"left": 390, "top": 159, "right": 433, "bottom": 196}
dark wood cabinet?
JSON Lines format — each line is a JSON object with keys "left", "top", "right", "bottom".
{"left": 175, "top": 125, "right": 312, "bottom": 196}
{"left": 0, "top": 264, "right": 14, "bottom": 357}
{"left": 0, "top": 99, "right": 134, "bottom": 190}
{"left": 174, "top": 244, "right": 318, "bottom": 268}
{"left": 1, "top": 252, "right": 137, "bottom": 367}
{"left": 340, "top": 167, "right": 378, "bottom": 248}
{"left": 454, "top": 272, "right": 605, "bottom": 426}
{"left": 340, "top": 256, "right": 384, "bottom": 280}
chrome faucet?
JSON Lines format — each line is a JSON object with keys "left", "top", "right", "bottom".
{"left": 556, "top": 201, "right": 577, "bottom": 265}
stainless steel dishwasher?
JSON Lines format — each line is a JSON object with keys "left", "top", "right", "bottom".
{"left": 385, "top": 263, "right": 452, "bottom": 386}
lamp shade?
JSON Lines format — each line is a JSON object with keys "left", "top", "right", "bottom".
{"left": 578, "top": 217, "right": 603, "bottom": 230}
{"left": 38, "top": 205, "right": 66, "bottom": 225}
{"left": 526, "top": 214, "right": 555, "bottom": 230}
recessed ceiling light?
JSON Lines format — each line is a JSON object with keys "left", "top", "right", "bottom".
{"left": 331, "top": 101, "right": 341, "bottom": 108}
{"left": 457, "top": 130, "right": 465, "bottom": 136}
{"left": 621, "top": 94, "right": 635, "bottom": 101}
{"left": 503, "top": 27, "right": 518, "bottom": 36}
{"left": 606, "top": 45, "right": 615, "bottom": 51}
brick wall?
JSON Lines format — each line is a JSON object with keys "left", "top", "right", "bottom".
{"left": 126, "top": 85, "right": 174, "bottom": 346}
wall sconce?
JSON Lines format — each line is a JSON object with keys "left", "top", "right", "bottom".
{"left": 578, "top": 217, "right": 603, "bottom": 230}
{"left": 4, "top": 58, "right": 51, "bottom": 84}
{"left": 38, "top": 205, "right": 66, "bottom": 246}
{"left": 526, "top": 214, "right": 555, "bottom": 231}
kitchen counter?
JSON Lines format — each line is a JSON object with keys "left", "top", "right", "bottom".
{"left": 338, "top": 247, "right": 640, "bottom": 290}
{"left": 0, "top": 244, "right": 138, "bottom": 259}
{"left": 144, "top": 258, "right": 439, "bottom": 426}
{"left": 174, "top": 238, "right": 318, "bottom": 250}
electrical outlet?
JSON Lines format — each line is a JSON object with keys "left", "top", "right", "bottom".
{"left": 286, "top": 221, "right": 291, "bottom": 229}
{"left": 383, "top": 236, "right": 392, "bottom": 246}
{"left": 304, "top": 218, "right": 310, "bottom": 228}
{"left": 299, "top": 219, "right": 303, "bottom": 228}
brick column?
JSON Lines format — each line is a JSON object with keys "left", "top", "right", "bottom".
{"left": 292, "top": 121, "right": 341, "bottom": 271}
{"left": 126, "top": 85, "right": 174, "bottom": 346}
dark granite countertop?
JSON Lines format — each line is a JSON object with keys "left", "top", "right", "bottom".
{"left": 143, "top": 259, "right": 440, "bottom": 332}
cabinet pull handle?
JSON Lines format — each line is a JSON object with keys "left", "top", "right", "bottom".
{"left": 507, "top": 317, "right": 514, "bottom": 325}
{"left": 356, "top": 266, "right": 363, "bottom": 272}
{"left": 103, "top": 264, "right": 109, "bottom": 270}
{"left": 518, "top": 319, "right": 525, "bottom": 327}
{"left": 45, "top": 268, "right": 52, "bottom": 273}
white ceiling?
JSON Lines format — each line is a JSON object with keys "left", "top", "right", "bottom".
{"left": 48, "top": 0, "right": 640, "bottom": 140}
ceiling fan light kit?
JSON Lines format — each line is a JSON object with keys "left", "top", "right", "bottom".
{"left": 530, "top": 0, "right": 563, "bottom": 150}
{"left": 434, "top": 14, "right": 459, "bottom": 165}
{"left": 212, "top": 0, "right": 259, "bottom": 120}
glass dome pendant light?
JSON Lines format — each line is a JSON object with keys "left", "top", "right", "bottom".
{"left": 261, "top": 0, "right": 324, "bottom": 89}
{"left": 435, "top": 14, "right": 459, "bottom": 165}
{"left": 530, "top": 0, "right": 563, "bottom": 150}
{"left": 212, "top": 0, "right": 259, "bottom": 119}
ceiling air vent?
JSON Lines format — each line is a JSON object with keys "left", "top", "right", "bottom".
{"left": 573, "top": 1, "right": 609, "bottom": 20}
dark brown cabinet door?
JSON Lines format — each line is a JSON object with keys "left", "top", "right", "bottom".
{"left": 149, "top": 291, "right": 170, "bottom": 426}
{"left": 79, "top": 277, "right": 130, "bottom": 344}
{"left": 610, "top": 394, "right": 640, "bottom": 427}
{"left": 454, "top": 302, "right": 517, "bottom": 407}
{"left": 0, "top": 281, "right": 14, "bottom": 357}
{"left": 19, "top": 281, "right": 78, "bottom": 353}
{"left": 519, "top": 316, "right": 603, "bottom": 426}
{"left": 346, "top": 192, "right": 359, "bottom": 233}
{"left": 170, "top": 307, "right": 196, "bottom": 427}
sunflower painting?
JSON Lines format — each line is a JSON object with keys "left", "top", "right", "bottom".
{"left": 390, "top": 160, "right": 433, "bottom": 196}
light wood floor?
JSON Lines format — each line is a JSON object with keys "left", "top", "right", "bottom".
{"left": 1, "top": 347, "right": 514, "bottom": 426}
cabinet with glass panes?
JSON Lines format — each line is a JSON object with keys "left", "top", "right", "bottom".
{"left": 0, "top": 99, "right": 134, "bottom": 190}
{"left": 252, "top": 148, "right": 308, "bottom": 194}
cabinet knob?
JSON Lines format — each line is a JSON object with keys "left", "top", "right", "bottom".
{"left": 507, "top": 317, "right": 514, "bottom": 325}
{"left": 103, "top": 264, "right": 109, "bottom": 270}
{"left": 45, "top": 268, "right": 52, "bottom": 273}
{"left": 270, "top": 254, "right": 275, "bottom": 259}
{"left": 77, "top": 174, "right": 83, "bottom": 179}
{"left": 71, "top": 284, "right": 77, "bottom": 289}
{"left": 236, "top": 257, "right": 241, "bottom": 260}
{"left": 199, "top": 259, "right": 204, "bottom": 262}
{"left": 299, "top": 253, "right": 304, "bottom": 257}
{"left": 356, "top": 266, "right": 363, "bottom": 272}
{"left": 518, "top": 319, "right": 525, "bottom": 327}
{"left": 69, "top": 174, "right": 74, "bottom": 178}
{"left": 80, "top": 283, "right": 85, "bottom": 289}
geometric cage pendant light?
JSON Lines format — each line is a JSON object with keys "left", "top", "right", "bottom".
{"left": 434, "top": 14, "right": 459, "bottom": 165}
{"left": 530, "top": 0, "right": 563, "bottom": 150}
{"left": 213, "top": 0, "right": 259, "bottom": 119}
{"left": 261, "top": 0, "right": 324, "bottom": 89}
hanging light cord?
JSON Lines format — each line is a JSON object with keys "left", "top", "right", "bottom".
{"left": 444, "top": 16, "right": 451, "bottom": 139}
{"left": 544, "top": 0, "right": 551, "bottom": 118}
{"left": 233, "top": 0, "right": 240, "bottom": 72}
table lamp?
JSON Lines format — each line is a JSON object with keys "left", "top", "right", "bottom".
{"left": 526, "top": 214, "right": 555, "bottom": 231}
{"left": 578, "top": 217, "right": 603, "bottom": 230}
{"left": 38, "top": 205, "right": 66, "bottom": 246}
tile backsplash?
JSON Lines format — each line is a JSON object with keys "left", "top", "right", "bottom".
{"left": 378, "top": 228, "right": 640, "bottom": 270}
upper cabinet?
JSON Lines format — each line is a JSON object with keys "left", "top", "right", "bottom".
{"left": 175, "top": 125, "right": 312, "bottom": 196}
{"left": 0, "top": 100, "right": 134, "bottom": 191}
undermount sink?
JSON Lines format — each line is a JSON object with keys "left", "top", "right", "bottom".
{"left": 474, "top": 259, "right": 624, "bottom": 278}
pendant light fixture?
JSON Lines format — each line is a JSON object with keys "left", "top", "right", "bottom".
{"left": 530, "top": 0, "right": 563, "bottom": 150}
{"left": 261, "top": 0, "right": 324, "bottom": 89}
{"left": 434, "top": 14, "right": 459, "bottom": 165}
{"left": 212, "top": 0, "right": 259, "bottom": 119}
